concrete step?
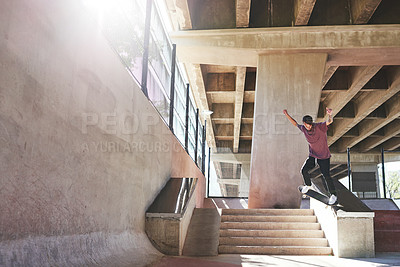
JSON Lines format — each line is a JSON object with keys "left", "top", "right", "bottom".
{"left": 221, "top": 209, "right": 314, "bottom": 216}
{"left": 221, "top": 215, "right": 317, "bottom": 223}
{"left": 220, "top": 221, "right": 321, "bottom": 230}
{"left": 218, "top": 209, "right": 331, "bottom": 255}
{"left": 219, "top": 237, "right": 328, "bottom": 247}
{"left": 219, "top": 229, "right": 325, "bottom": 238}
{"left": 218, "top": 245, "right": 332, "bottom": 255}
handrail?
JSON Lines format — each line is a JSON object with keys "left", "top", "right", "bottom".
{"left": 146, "top": 178, "right": 197, "bottom": 217}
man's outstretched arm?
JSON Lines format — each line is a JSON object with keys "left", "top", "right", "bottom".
{"left": 326, "top": 107, "right": 333, "bottom": 126}
{"left": 283, "top": 109, "right": 298, "bottom": 127}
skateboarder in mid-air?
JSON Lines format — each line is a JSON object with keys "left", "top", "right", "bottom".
{"left": 283, "top": 108, "right": 338, "bottom": 205}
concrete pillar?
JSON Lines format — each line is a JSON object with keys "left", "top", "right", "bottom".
{"left": 239, "top": 162, "right": 250, "bottom": 197}
{"left": 248, "top": 53, "right": 327, "bottom": 208}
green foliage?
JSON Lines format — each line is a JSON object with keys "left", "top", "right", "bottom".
{"left": 102, "top": 6, "right": 145, "bottom": 70}
{"left": 386, "top": 171, "right": 400, "bottom": 199}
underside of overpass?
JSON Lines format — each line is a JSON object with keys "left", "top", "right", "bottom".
{"left": 165, "top": 0, "right": 400, "bottom": 201}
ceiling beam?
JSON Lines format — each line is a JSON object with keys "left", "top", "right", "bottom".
{"left": 215, "top": 136, "right": 234, "bottom": 141}
{"left": 383, "top": 137, "right": 400, "bottom": 151}
{"left": 326, "top": 66, "right": 382, "bottom": 117}
{"left": 329, "top": 87, "right": 393, "bottom": 145}
{"left": 359, "top": 120, "right": 400, "bottom": 151}
{"left": 236, "top": 0, "right": 251, "bottom": 28}
{"left": 212, "top": 118, "right": 234, "bottom": 124}
{"left": 321, "top": 66, "right": 339, "bottom": 88}
{"left": 334, "top": 67, "right": 400, "bottom": 150}
{"left": 325, "top": 66, "right": 382, "bottom": 145}
{"left": 311, "top": 163, "right": 344, "bottom": 179}
{"left": 322, "top": 69, "right": 349, "bottom": 92}
{"left": 336, "top": 92, "right": 400, "bottom": 152}
{"left": 207, "top": 91, "right": 235, "bottom": 103}
{"left": 328, "top": 67, "right": 400, "bottom": 147}
{"left": 294, "top": 0, "right": 317, "bottom": 26}
{"left": 171, "top": 25, "right": 400, "bottom": 67}
{"left": 233, "top": 67, "right": 246, "bottom": 153}
{"left": 350, "top": 0, "right": 383, "bottom": 24}
{"left": 331, "top": 152, "right": 400, "bottom": 163}
{"left": 217, "top": 178, "right": 240, "bottom": 185}
{"left": 331, "top": 168, "right": 348, "bottom": 179}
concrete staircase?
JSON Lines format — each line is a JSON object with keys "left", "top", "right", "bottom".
{"left": 219, "top": 209, "right": 332, "bottom": 255}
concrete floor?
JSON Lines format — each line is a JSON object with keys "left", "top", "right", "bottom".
{"left": 151, "top": 253, "right": 400, "bottom": 267}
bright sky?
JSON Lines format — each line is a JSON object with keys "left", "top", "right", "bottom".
{"left": 378, "top": 161, "right": 400, "bottom": 172}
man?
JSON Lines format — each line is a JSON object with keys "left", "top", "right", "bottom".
{"left": 283, "top": 108, "right": 338, "bottom": 205}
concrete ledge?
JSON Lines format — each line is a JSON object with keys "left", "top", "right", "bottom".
{"left": 145, "top": 178, "right": 197, "bottom": 255}
{"left": 337, "top": 210, "right": 375, "bottom": 218}
{"left": 311, "top": 198, "right": 375, "bottom": 258}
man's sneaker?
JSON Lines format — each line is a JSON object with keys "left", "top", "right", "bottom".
{"left": 301, "top": 185, "right": 312, "bottom": 193}
{"left": 328, "top": 195, "right": 338, "bottom": 205}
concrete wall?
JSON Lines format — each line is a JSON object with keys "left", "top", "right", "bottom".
{"left": 374, "top": 211, "right": 400, "bottom": 252}
{"left": 0, "top": 0, "right": 204, "bottom": 266}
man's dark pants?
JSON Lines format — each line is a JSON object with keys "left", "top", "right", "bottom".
{"left": 301, "top": 156, "right": 337, "bottom": 196}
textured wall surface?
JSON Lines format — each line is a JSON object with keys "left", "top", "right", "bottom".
{"left": 374, "top": 211, "right": 400, "bottom": 252}
{"left": 0, "top": 0, "right": 204, "bottom": 266}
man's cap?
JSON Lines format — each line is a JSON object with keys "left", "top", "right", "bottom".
{"left": 302, "top": 115, "right": 313, "bottom": 124}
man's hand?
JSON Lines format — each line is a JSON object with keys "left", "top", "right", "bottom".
{"left": 326, "top": 107, "right": 333, "bottom": 125}
{"left": 283, "top": 109, "right": 288, "bottom": 115}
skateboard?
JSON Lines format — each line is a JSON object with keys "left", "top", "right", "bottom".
{"left": 298, "top": 185, "right": 341, "bottom": 207}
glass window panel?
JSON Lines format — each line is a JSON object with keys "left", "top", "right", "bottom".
{"left": 174, "top": 66, "right": 186, "bottom": 100}
{"left": 188, "top": 139, "right": 195, "bottom": 160}
{"left": 100, "top": 0, "right": 145, "bottom": 85}
{"left": 151, "top": 2, "right": 172, "bottom": 67}
{"left": 147, "top": 70, "right": 169, "bottom": 123}
{"left": 173, "top": 111, "right": 185, "bottom": 145}
{"left": 174, "top": 90, "right": 186, "bottom": 122}
{"left": 148, "top": 36, "right": 171, "bottom": 97}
